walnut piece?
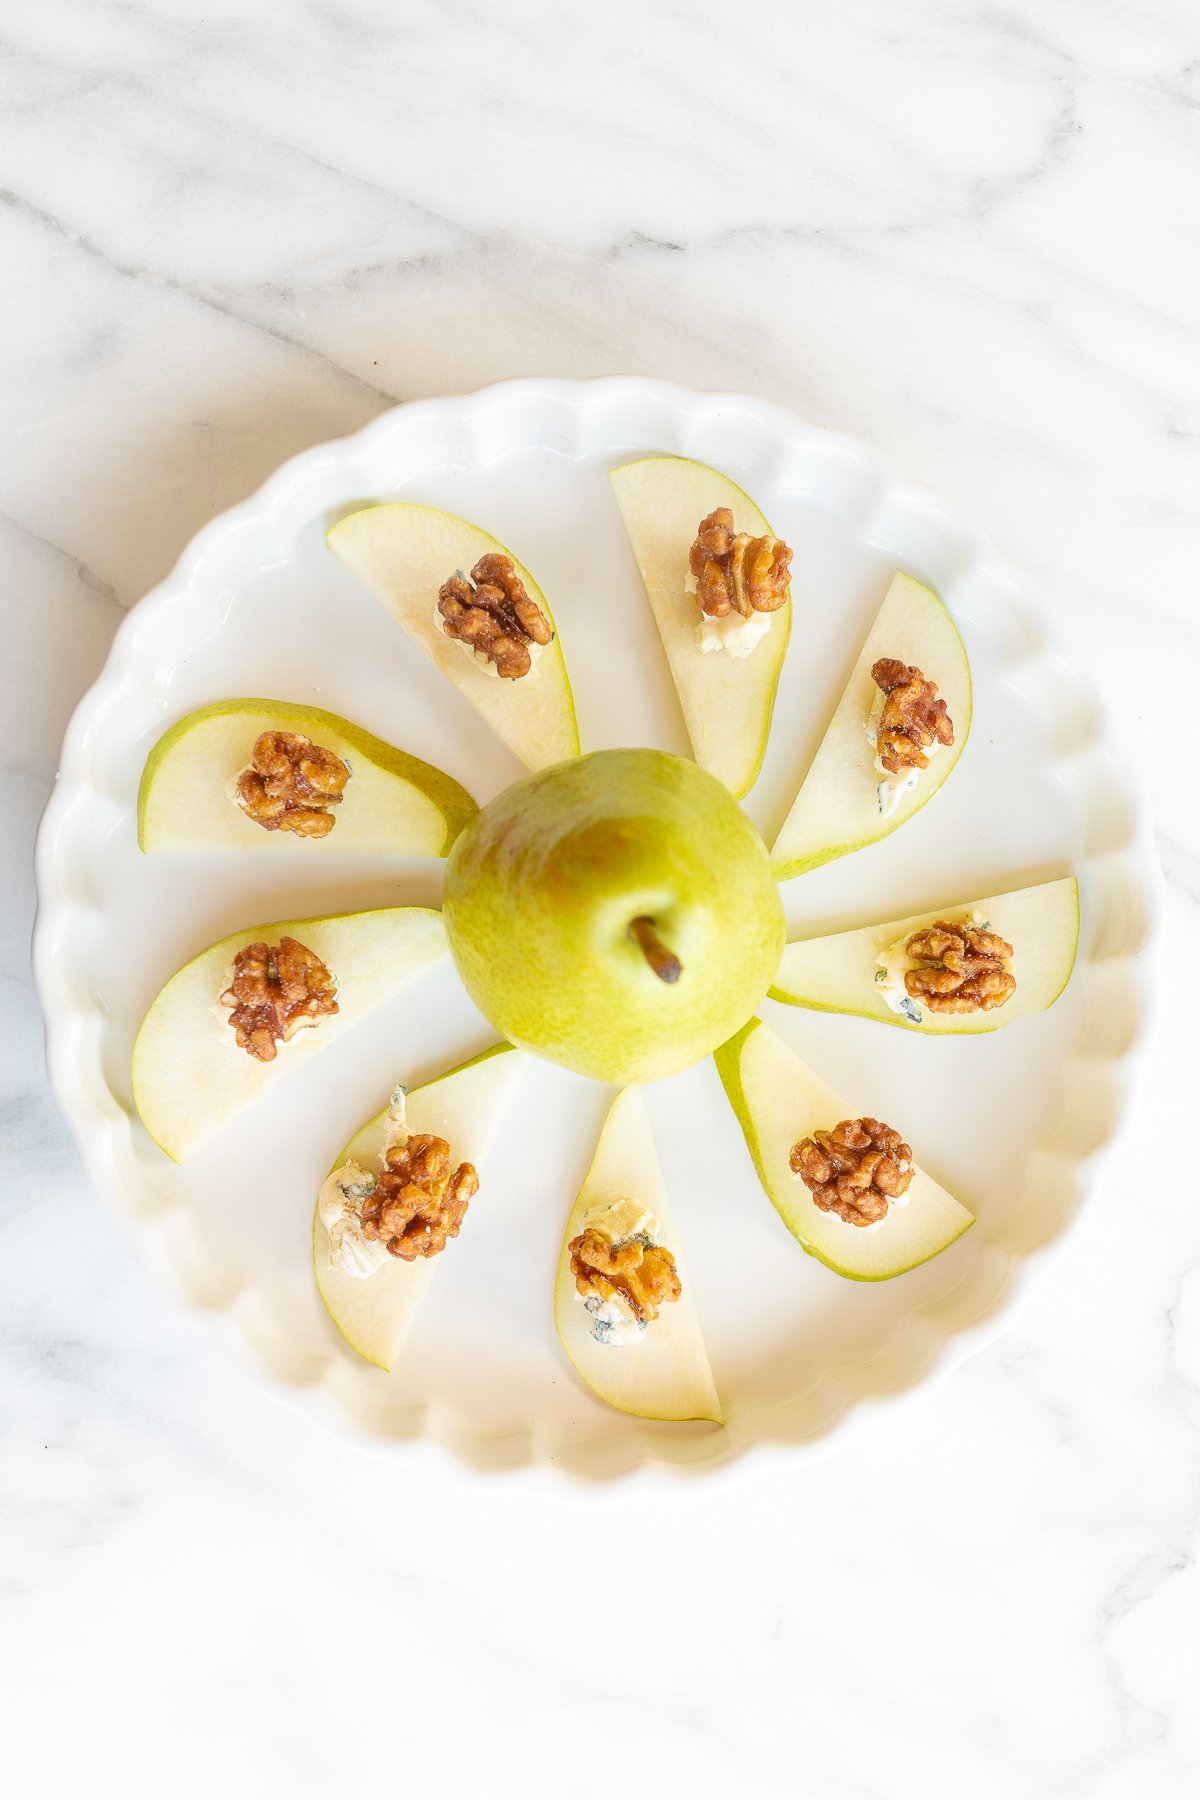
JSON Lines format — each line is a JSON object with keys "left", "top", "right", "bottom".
{"left": 568, "top": 1227, "right": 681, "bottom": 1324}
{"left": 870, "top": 658, "right": 955, "bottom": 775}
{"left": 790, "top": 1117, "right": 914, "bottom": 1228}
{"left": 222, "top": 936, "right": 338, "bottom": 1062}
{"left": 359, "top": 1133, "right": 479, "bottom": 1261}
{"left": 235, "top": 730, "right": 350, "bottom": 837}
{"left": 904, "top": 920, "right": 1016, "bottom": 1014}
{"left": 437, "top": 552, "right": 553, "bottom": 679}
{"left": 688, "top": 507, "right": 792, "bottom": 619}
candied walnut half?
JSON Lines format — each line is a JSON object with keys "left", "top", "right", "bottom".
{"left": 905, "top": 920, "right": 1016, "bottom": 1014}
{"left": 568, "top": 1227, "right": 681, "bottom": 1324}
{"left": 870, "top": 658, "right": 954, "bottom": 775}
{"left": 235, "top": 730, "right": 350, "bottom": 837}
{"left": 437, "top": 552, "right": 553, "bottom": 679}
{"left": 689, "top": 507, "right": 792, "bottom": 619}
{"left": 790, "top": 1117, "right": 913, "bottom": 1228}
{"left": 359, "top": 1133, "right": 479, "bottom": 1261}
{"left": 222, "top": 936, "right": 338, "bottom": 1062}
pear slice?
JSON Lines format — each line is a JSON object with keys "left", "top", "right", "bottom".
{"left": 771, "top": 876, "right": 1079, "bottom": 1034}
{"left": 771, "top": 573, "right": 971, "bottom": 879}
{"left": 553, "top": 1088, "right": 722, "bottom": 1423}
{"left": 327, "top": 503, "right": 579, "bottom": 771}
{"left": 609, "top": 457, "right": 791, "bottom": 800}
{"left": 313, "top": 1043, "right": 525, "bottom": 1371}
{"left": 132, "top": 907, "right": 448, "bottom": 1162}
{"left": 714, "top": 1018, "right": 973, "bottom": 1280}
{"left": 137, "top": 698, "right": 477, "bottom": 855}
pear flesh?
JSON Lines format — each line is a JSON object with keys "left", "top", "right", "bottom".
{"left": 553, "top": 1087, "right": 721, "bottom": 1422}
{"left": 771, "top": 877, "right": 1079, "bottom": 1034}
{"left": 714, "top": 1018, "right": 974, "bottom": 1280}
{"left": 442, "top": 748, "right": 786, "bottom": 1085}
{"left": 313, "top": 1044, "right": 525, "bottom": 1371}
{"left": 771, "top": 573, "right": 971, "bottom": 879}
{"left": 132, "top": 907, "right": 448, "bottom": 1162}
{"left": 609, "top": 457, "right": 791, "bottom": 801}
{"left": 137, "top": 699, "right": 477, "bottom": 855}
{"left": 327, "top": 503, "right": 579, "bottom": 771}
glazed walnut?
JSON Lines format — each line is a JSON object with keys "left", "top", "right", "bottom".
{"left": 904, "top": 920, "right": 1016, "bottom": 1014}
{"left": 221, "top": 936, "right": 338, "bottom": 1062}
{"left": 359, "top": 1133, "right": 479, "bottom": 1261}
{"left": 870, "top": 658, "right": 955, "bottom": 775}
{"left": 688, "top": 507, "right": 792, "bottom": 619}
{"left": 437, "top": 552, "right": 553, "bottom": 679}
{"left": 569, "top": 1228, "right": 681, "bottom": 1324}
{"left": 790, "top": 1118, "right": 914, "bottom": 1228}
{"left": 235, "top": 731, "right": 350, "bottom": 838}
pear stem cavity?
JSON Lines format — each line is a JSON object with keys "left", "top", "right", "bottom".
{"left": 630, "top": 916, "right": 682, "bottom": 984}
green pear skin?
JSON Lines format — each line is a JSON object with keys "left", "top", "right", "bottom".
{"left": 442, "top": 749, "right": 786, "bottom": 1084}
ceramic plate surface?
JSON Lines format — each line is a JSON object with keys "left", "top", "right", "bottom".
{"left": 34, "top": 378, "right": 1160, "bottom": 1482}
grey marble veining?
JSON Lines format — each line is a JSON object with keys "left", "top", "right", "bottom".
{"left": 3, "top": 2, "right": 1198, "bottom": 1795}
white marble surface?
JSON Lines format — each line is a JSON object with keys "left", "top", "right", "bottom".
{"left": 4, "top": 2, "right": 1198, "bottom": 1794}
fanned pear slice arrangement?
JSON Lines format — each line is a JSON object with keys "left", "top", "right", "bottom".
{"left": 554, "top": 1087, "right": 721, "bottom": 1422}
{"left": 138, "top": 698, "right": 477, "bottom": 855}
{"left": 771, "top": 573, "right": 970, "bottom": 879}
{"left": 771, "top": 876, "right": 1079, "bottom": 1034}
{"left": 327, "top": 502, "right": 579, "bottom": 771}
{"left": 314, "top": 1044, "right": 525, "bottom": 1371}
{"left": 714, "top": 1018, "right": 973, "bottom": 1280}
{"left": 132, "top": 907, "right": 448, "bottom": 1161}
{"left": 609, "top": 457, "right": 791, "bottom": 800}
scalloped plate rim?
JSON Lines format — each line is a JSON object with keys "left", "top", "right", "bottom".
{"left": 32, "top": 375, "right": 1163, "bottom": 1487}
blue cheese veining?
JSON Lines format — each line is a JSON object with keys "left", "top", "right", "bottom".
{"left": 873, "top": 913, "right": 995, "bottom": 1026}
{"left": 319, "top": 1084, "right": 409, "bottom": 1278}
{"left": 319, "top": 1164, "right": 391, "bottom": 1277}
{"left": 575, "top": 1195, "right": 659, "bottom": 1346}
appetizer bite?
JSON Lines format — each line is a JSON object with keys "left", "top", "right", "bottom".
{"left": 138, "top": 699, "right": 476, "bottom": 855}
{"left": 314, "top": 1045, "right": 525, "bottom": 1370}
{"left": 610, "top": 457, "right": 792, "bottom": 799}
{"left": 770, "top": 572, "right": 971, "bottom": 878}
{"left": 715, "top": 1018, "right": 973, "bottom": 1279}
{"left": 771, "top": 878, "right": 1079, "bottom": 1035}
{"left": 327, "top": 503, "right": 578, "bottom": 769}
{"left": 554, "top": 1088, "right": 721, "bottom": 1421}
{"left": 132, "top": 907, "right": 448, "bottom": 1160}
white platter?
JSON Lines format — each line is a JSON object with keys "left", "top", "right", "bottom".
{"left": 33, "top": 378, "right": 1160, "bottom": 1482}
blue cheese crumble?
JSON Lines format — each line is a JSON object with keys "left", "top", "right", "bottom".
{"left": 575, "top": 1196, "right": 660, "bottom": 1347}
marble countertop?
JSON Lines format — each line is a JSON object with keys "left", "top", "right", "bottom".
{"left": 5, "top": 3, "right": 1198, "bottom": 1794}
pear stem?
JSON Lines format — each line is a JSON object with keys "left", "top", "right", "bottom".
{"left": 629, "top": 916, "right": 682, "bottom": 984}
